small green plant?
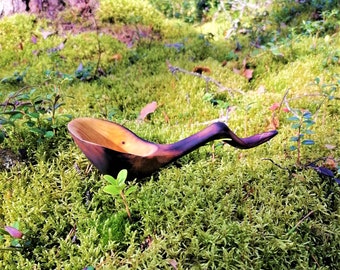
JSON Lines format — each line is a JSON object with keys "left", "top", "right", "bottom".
{"left": 287, "top": 110, "right": 315, "bottom": 165}
{"left": 0, "top": 69, "right": 27, "bottom": 85}
{"left": 0, "top": 87, "right": 72, "bottom": 146}
{"left": 203, "top": 92, "right": 229, "bottom": 109}
{"left": 103, "top": 169, "right": 137, "bottom": 221}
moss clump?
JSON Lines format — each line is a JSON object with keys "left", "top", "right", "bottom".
{"left": 0, "top": 0, "right": 339, "bottom": 269}
{"left": 97, "top": 0, "right": 164, "bottom": 29}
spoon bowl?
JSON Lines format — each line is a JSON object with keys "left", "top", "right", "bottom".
{"left": 68, "top": 118, "right": 278, "bottom": 179}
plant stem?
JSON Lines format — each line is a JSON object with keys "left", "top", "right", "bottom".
{"left": 297, "top": 124, "right": 301, "bottom": 166}
{"left": 166, "top": 61, "right": 244, "bottom": 95}
{"left": 120, "top": 191, "right": 132, "bottom": 221}
{"left": 287, "top": 210, "right": 314, "bottom": 235}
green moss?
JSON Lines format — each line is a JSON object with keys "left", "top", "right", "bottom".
{"left": 0, "top": 1, "right": 339, "bottom": 269}
{"left": 97, "top": 0, "right": 164, "bottom": 29}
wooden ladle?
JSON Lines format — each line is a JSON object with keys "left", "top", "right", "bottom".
{"left": 68, "top": 118, "right": 278, "bottom": 180}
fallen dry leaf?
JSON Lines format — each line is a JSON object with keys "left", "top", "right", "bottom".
{"left": 18, "top": 42, "right": 24, "bottom": 50}
{"left": 162, "top": 111, "right": 170, "bottom": 124}
{"left": 31, "top": 35, "right": 37, "bottom": 44}
{"left": 257, "top": 85, "right": 266, "bottom": 94}
{"left": 267, "top": 116, "right": 280, "bottom": 130}
{"left": 325, "top": 144, "right": 336, "bottom": 150}
{"left": 168, "top": 259, "right": 178, "bottom": 269}
{"left": 325, "top": 157, "right": 338, "bottom": 170}
{"left": 233, "top": 58, "right": 253, "bottom": 81}
{"left": 137, "top": 101, "right": 158, "bottom": 121}
{"left": 243, "top": 68, "right": 253, "bottom": 80}
{"left": 269, "top": 102, "right": 280, "bottom": 111}
{"left": 111, "top": 54, "right": 122, "bottom": 61}
{"left": 193, "top": 66, "right": 211, "bottom": 74}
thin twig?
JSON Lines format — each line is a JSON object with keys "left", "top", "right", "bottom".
{"left": 287, "top": 210, "right": 315, "bottom": 235}
{"left": 166, "top": 61, "right": 244, "bottom": 96}
{"left": 283, "top": 90, "right": 300, "bottom": 118}
{"left": 262, "top": 158, "right": 291, "bottom": 172}
{"left": 120, "top": 191, "right": 132, "bottom": 222}
{"left": 270, "top": 88, "right": 290, "bottom": 124}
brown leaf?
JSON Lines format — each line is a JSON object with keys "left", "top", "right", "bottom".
{"left": 138, "top": 101, "right": 158, "bottom": 121}
{"left": 162, "top": 111, "right": 170, "bottom": 124}
{"left": 193, "top": 66, "right": 211, "bottom": 74}
{"left": 111, "top": 54, "right": 122, "bottom": 61}
{"left": 325, "top": 157, "right": 338, "bottom": 170}
{"left": 267, "top": 116, "right": 280, "bottom": 130}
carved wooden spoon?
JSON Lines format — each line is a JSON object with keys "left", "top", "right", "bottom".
{"left": 68, "top": 118, "right": 278, "bottom": 179}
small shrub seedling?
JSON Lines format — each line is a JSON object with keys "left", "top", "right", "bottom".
{"left": 287, "top": 110, "right": 315, "bottom": 166}
{"left": 103, "top": 169, "right": 137, "bottom": 221}
{"left": 285, "top": 76, "right": 339, "bottom": 167}
{"left": 0, "top": 87, "right": 72, "bottom": 152}
{"left": 203, "top": 92, "right": 229, "bottom": 109}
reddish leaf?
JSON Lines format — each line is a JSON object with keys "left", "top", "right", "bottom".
{"left": 269, "top": 102, "right": 289, "bottom": 112}
{"left": 243, "top": 68, "right": 253, "bottom": 80}
{"left": 233, "top": 67, "right": 253, "bottom": 80}
{"left": 269, "top": 102, "right": 280, "bottom": 111}
{"left": 138, "top": 101, "right": 158, "bottom": 121}
{"left": 4, "top": 226, "right": 23, "bottom": 239}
